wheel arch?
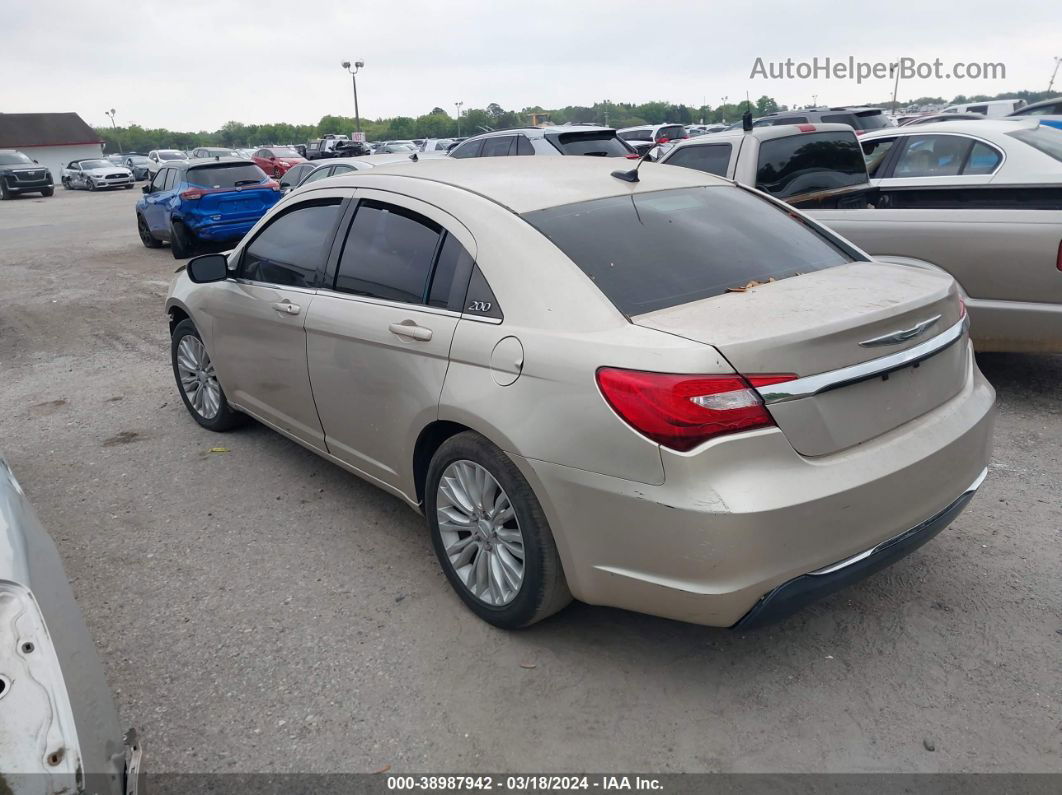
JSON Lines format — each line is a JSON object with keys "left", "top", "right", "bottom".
{"left": 411, "top": 418, "right": 518, "bottom": 507}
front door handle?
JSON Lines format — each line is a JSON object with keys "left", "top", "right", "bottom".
{"left": 272, "top": 301, "right": 301, "bottom": 316}
{"left": 389, "top": 321, "right": 432, "bottom": 341}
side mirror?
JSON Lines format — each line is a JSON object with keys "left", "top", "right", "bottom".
{"left": 186, "top": 253, "right": 230, "bottom": 284}
{"left": 33, "top": 159, "right": 39, "bottom": 164}
{"left": 142, "top": 185, "right": 150, "bottom": 194}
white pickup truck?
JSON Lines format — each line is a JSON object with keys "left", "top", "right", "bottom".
{"left": 658, "top": 124, "right": 1062, "bottom": 353}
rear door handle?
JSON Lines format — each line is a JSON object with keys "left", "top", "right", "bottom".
{"left": 272, "top": 301, "right": 301, "bottom": 316}
{"left": 389, "top": 322, "right": 432, "bottom": 341}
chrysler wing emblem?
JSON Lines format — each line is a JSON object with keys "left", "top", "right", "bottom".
{"left": 859, "top": 315, "right": 941, "bottom": 348}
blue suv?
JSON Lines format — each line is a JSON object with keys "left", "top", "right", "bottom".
{"left": 136, "top": 158, "right": 281, "bottom": 258}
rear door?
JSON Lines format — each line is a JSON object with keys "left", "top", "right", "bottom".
{"left": 304, "top": 190, "right": 475, "bottom": 494}
{"left": 207, "top": 191, "right": 349, "bottom": 447}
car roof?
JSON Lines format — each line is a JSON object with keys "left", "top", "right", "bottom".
{"left": 324, "top": 155, "right": 730, "bottom": 214}
{"left": 861, "top": 117, "right": 1040, "bottom": 141}
{"left": 463, "top": 125, "right": 617, "bottom": 142}
{"left": 1009, "top": 96, "right": 1062, "bottom": 114}
{"left": 666, "top": 122, "right": 857, "bottom": 148}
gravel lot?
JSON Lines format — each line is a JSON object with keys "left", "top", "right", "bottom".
{"left": 1, "top": 186, "right": 1059, "bottom": 774}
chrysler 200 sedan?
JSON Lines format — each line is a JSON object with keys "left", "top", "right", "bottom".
{"left": 164, "top": 158, "right": 995, "bottom": 629}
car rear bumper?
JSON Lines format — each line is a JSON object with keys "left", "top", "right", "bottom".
{"left": 184, "top": 217, "right": 259, "bottom": 241}
{"left": 511, "top": 346, "right": 995, "bottom": 627}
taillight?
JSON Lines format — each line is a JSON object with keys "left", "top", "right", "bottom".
{"left": 797, "top": 124, "right": 816, "bottom": 132}
{"left": 625, "top": 153, "right": 641, "bottom": 159}
{"left": 1056, "top": 240, "right": 1062, "bottom": 272}
{"left": 595, "top": 368, "right": 796, "bottom": 452}
{"left": 656, "top": 137, "right": 670, "bottom": 144}
{"left": 179, "top": 188, "right": 205, "bottom": 200}
{"left": 958, "top": 295, "right": 967, "bottom": 319}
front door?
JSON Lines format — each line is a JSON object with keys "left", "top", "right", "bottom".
{"left": 206, "top": 191, "right": 350, "bottom": 448}
{"left": 304, "top": 189, "right": 476, "bottom": 496}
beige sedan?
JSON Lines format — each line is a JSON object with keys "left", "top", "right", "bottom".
{"left": 165, "top": 158, "right": 995, "bottom": 629}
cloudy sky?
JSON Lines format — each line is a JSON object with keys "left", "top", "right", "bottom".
{"left": 3, "top": 0, "right": 1059, "bottom": 130}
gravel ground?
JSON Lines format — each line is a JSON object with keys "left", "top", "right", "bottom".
{"left": 0, "top": 187, "right": 1059, "bottom": 774}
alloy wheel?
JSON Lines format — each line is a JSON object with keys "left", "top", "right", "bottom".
{"left": 436, "top": 460, "right": 525, "bottom": 606}
{"left": 175, "top": 335, "right": 221, "bottom": 419}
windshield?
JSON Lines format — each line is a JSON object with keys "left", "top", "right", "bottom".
{"left": 755, "top": 131, "right": 868, "bottom": 198}
{"left": 855, "top": 110, "right": 891, "bottom": 130}
{"left": 1007, "top": 126, "right": 1062, "bottom": 162}
{"left": 523, "top": 187, "right": 852, "bottom": 315}
{"left": 158, "top": 151, "right": 185, "bottom": 161}
{"left": 549, "top": 131, "right": 632, "bottom": 157}
{"left": 0, "top": 152, "right": 34, "bottom": 165}
{"left": 271, "top": 147, "right": 299, "bottom": 157}
{"left": 185, "top": 163, "right": 269, "bottom": 188}
{"left": 79, "top": 160, "right": 111, "bottom": 169}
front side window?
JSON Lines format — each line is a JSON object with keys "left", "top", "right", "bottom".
{"left": 240, "top": 199, "right": 343, "bottom": 287}
{"left": 664, "top": 143, "right": 732, "bottom": 176}
{"left": 523, "top": 187, "right": 853, "bottom": 316}
{"left": 150, "top": 169, "right": 167, "bottom": 191}
{"left": 333, "top": 200, "right": 442, "bottom": 303}
{"left": 862, "top": 137, "right": 897, "bottom": 176}
{"left": 162, "top": 168, "right": 178, "bottom": 191}
{"left": 301, "top": 167, "right": 333, "bottom": 185}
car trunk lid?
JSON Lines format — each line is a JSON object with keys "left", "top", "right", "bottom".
{"left": 632, "top": 262, "right": 968, "bottom": 456}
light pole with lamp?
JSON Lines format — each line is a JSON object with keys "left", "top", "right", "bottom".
{"left": 454, "top": 101, "right": 464, "bottom": 137}
{"left": 341, "top": 60, "right": 364, "bottom": 134}
{"left": 104, "top": 108, "right": 118, "bottom": 153}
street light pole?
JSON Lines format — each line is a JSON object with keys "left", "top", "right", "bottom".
{"left": 104, "top": 109, "right": 118, "bottom": 153}
{"left": 341, "top": 60, "right": 364, "bottom": 133}
{"left": 1049, "top": 56, "right": 1062, "bottom": 92}
{"left": 455, "top": 101, "right": 464, "bottom": 137}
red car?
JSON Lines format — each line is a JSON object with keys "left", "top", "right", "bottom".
{"left": 251, "top": 146, "right": 306, "bottom": 177}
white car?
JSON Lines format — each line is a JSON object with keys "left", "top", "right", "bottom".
{"left": 860, "top": 118, "right": 1062, "bottom": 187}
{"left": 282, "top": 152, "right": 448, "bottom": 191}
{"left": 420, "top": 138, "right": 456, "bottom": 152}
{"left": 617, "top": 123, "right": 689, "bottom": 154}
{"left": 60, "top": 158, "right": 134, "bottom": 191}
{"left": 942, "top": 99, "right": 1025, "bottom": 117}
{"left": 448, "top": 126, "right": 634, "bottom": 158}
{"left": 146, "top": 149, "right": 188, "bottom": 176}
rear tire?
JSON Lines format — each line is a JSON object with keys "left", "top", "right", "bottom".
{"left": 171, "top": 319, "right": 244, "bottom": 432}
{"left": 426, "top": 431, "right": 571, "bottom": 628}
{"left": 170, "top": 221, "right": 195, "bottom": 259}
{"left": 137, "top": 214, "right": 162, "bottom": 248}
{"left": 61, "top": 178, "right": 71, "bottom": 190}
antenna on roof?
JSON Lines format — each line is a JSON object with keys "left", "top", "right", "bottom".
{"left": 610, "top": 145, "right": 655, "bottom": 183}
{"left": 742, "top": 91, "right": 754, "bottom": 132}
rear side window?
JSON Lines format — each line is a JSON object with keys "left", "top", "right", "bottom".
{"left": 664, "top": 143, "right": 732, "bottom": 176}
{"left": 240, "top": 199, "right": 343, "bottom": 287}
{"left": 427, "top": 233, "right": 476, "bottom": 309}
{"left": 515, "top": 135, "right": 534, "bottom": 156}
{"left": 964, "top": 142, "right": 1002, "bottom": 174}
{"left": 755, "top": 132, "right": 867, "bottom": 198}
{"left": 548, "top": 131, "right": 631, "bottom": 157}
{"left": 334, "top": 200, "right": 442, "bottom": 303}
{"left": 523, "top": 187, "right": 853, "bottom": 316}
{"left": 185, "top": 164, "right": 267, "bottom": 188}
{"left": 449, "top": 138, "right": 484, "bottom": 159}
{"left": 893, "top": 135, "right": 972, "bottom": 177}
{"left": 481, "top": 136, "right": 514, "bottom": 157}
{"left": 1008, "top": 127, "right": 1062, "bottom": 162}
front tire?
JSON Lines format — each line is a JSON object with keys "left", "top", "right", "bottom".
{"left": 40, "top": 187, "right": 54, "bottom": 197}
{"left": 171, "top": 319, "right": 244, "bottom": 431}
{"left": 137, "top": 214, "right": 162, "bottom": 248}
{"left": 88, "top": 180, "right": 97, "bottom": 192}
{"left": 426, "top": 432, "right": 571, "bottom": 628}
{"left": 0, "top": 181, "right": 11, "bottom": 200}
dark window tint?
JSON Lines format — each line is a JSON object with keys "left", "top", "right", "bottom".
{"left": 449, "top": 138, "right": 484, "bottom": 159}
{"left": 854, "top": 110, "right": 891, "bottom": 130}
{"left": 481, "top": 136, "right": 514, "bottom": 157}
{"left": 515, "top": 135, "right": 534, "bottom": 156}
{"left": 185, "top": 164, "right": 267, "bottom": 188}
{"left": 523, "top": 187, "right": 852, "bottom": 316}
{"left": 619, "top": 129, "right": 653, "bottom": 141}
{"left": 821, "top": 113, "right": 856, "bottom": 127}
{"left": 1008, "top": 126, "right": 1062, "bottom": 163}
{"left": 240, "top": 199, "right": 343, "bottom": 287}
{"left": 963, "top": 141, "right": 1002, "bottom": 174}
{"left": 548, "top": 131, "right": 631, "bottom": 157}
{"left": 334, "top": 200, "right": 442, "bottom": 303}
{"left": 862, "top": 137, "right": 897, "bottom": 176}
{"left": 150, "top": 169, "right": 166, "bottom": 191}
{"left": 664, "top": 143, "right": 732, "bottom": 176}
{"left": 966, "top": 105, "right": 988, "bottom": 115}
{"left": 756, "top": 131, "right": 867, "bottom": 198}
{"left": 759, "top": 116, "right": 808, "bottom": 126}
{"left": 301, "top": 167, "right": 333, "bottom": 184}
{"left": 163, "top": 168, "right": 177, "bottom": 191}
{"left": 428, "top": 233, "right": 475, "bottom": 309}
{"left": 658, "top": 125, "right": 686, "bottom": 141}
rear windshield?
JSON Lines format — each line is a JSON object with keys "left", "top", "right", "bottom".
{"left": 1007, "top": 126, "right": 1062, "bottom": 162}
{"left": 186, "top": 163, "right": 268, "bottom": 188}
{"left": 854, "top": 110, "right": 891, "bottom": 130}
{"left": 523, "top": 187, "right": 853, "bottom": 315}
{"left": 158, "top": 151, "right": 185, "bottom": 160}
{"left": 755, "top": 131, "right": 868, "bottom": 199}
{"left": 619, "top": 129, "right": 653, "bottom": 141}
{"left": 548, "top": 131, "right": 631, "bottom": 157}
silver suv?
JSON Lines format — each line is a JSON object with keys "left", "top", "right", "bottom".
{"left": 448, "top": 126, "right": 635, "bottom": 158}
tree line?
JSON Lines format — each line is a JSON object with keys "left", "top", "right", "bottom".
{"left": 93, "top": 87, "right": 1059, "bottom": 153}
{"left": 93, "top": 97, "right": 782, "bottom": 152}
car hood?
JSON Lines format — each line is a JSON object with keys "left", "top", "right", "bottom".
{"left": 1, "top": 164, "right": 48, "bottom": 174}
{"left": 83, "top": 166, "right": 131, "bottom": 176}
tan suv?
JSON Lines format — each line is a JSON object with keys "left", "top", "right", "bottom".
{"left": 165, "top": 158, "right": 994, "bottom": 629}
